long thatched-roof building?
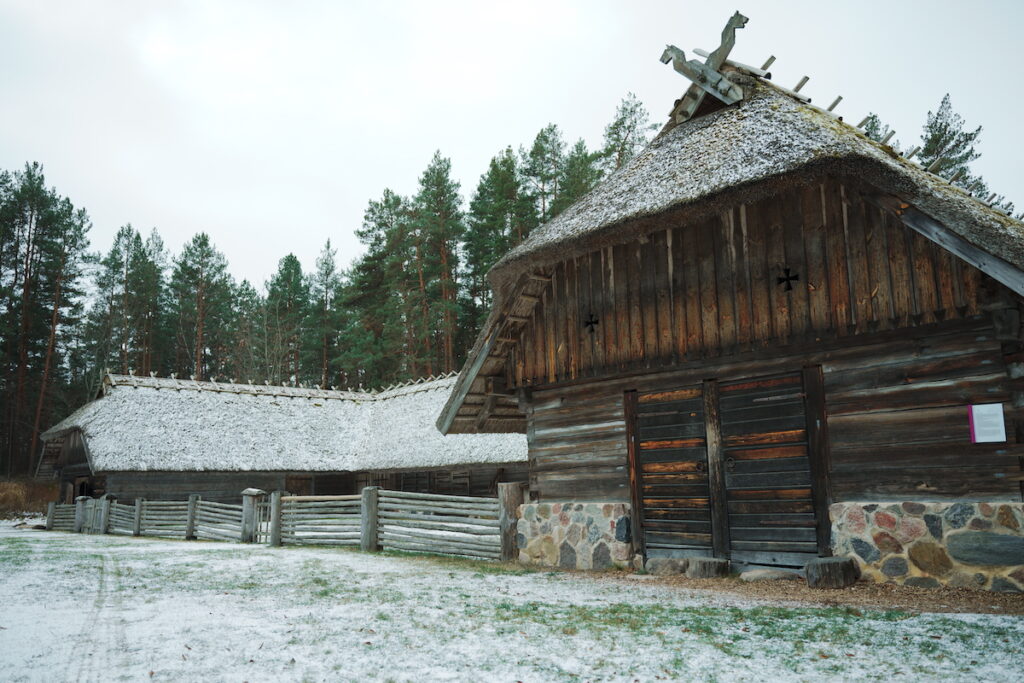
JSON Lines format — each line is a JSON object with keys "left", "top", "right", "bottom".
{"left": 439, "top": 14, "right": 1024, "bottom": 589}
{"left": 40, "top": 373, "right": 526, "bottom": 502}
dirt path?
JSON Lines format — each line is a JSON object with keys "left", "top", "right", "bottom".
{"left": 605, "top": 572, "right": 1024, "bottom": 615}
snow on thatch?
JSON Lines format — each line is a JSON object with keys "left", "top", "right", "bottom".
{"left": 42, "top": 374, "right": 525, "bottom": 473}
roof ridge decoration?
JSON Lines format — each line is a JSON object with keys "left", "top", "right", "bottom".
{"left": 661, "top": 11, "right": 748, "bottom": 125}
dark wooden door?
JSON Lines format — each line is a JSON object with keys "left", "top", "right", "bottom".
{"left": 718, "top": 373, "right": 821, "bottom": 567}
{"left": 629, "top": 370, "right": 829, "bottom": 567}
{"left": 630, "top": 387, "right": 713, "bottom": 554}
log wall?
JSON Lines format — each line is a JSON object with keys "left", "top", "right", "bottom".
{"left": 511, "top": 178, "right": 989, "bottom": 387}
{"left": 525, "top": 321, "right": 1024, "bottom": 504}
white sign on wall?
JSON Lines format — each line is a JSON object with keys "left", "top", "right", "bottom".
{"left": 968, "top": 403, "right": 1006, "bottom": 443}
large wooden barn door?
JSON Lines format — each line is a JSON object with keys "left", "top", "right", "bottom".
{"left": 628, "top": 369, "right": 830, "bottom": 568}
{"left": 628, "top": 386, "right": 714, "bottom": 555}
{"left": 717, "top": 372, "right": 824, "bottom": 568}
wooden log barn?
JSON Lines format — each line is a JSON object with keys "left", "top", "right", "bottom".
{"left": 438, "top": 15, "right": 1024, "bottom": 589}
{"left": 38, "top": 373, "right": 526, "bottom": 503}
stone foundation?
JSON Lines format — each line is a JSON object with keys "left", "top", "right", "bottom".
{"left": 831, "top": 502, "right": 1024, "bottom": 592}
{"left": 517, "top": 502, "right": 636, "bottom": 570}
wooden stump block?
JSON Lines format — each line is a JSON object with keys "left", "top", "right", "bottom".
{"left": 805, "top": 557, "right": 858, "bottom": 589}
{"left": 685, "top": 557, "right": 730, "bottom": 578}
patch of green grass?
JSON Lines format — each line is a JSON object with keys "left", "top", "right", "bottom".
{"left": 0, "top": 537, "right": 32, "bottom": 567}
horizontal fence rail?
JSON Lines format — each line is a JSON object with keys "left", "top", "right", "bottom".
{"left": 195, "top": 500, "right": 244, "bottom": 542}
{"left": 139, "top": 500, "right": 189, "bottom": 538}
{"left": 279, "top": 495, "right": 362, "bottom": 546}
{"left": 44, "top": 484, "right": 526, "bottom": 563}
{"left": 47, "top": 503, "right": 77, "bottom": 532}
{"left": 378, "top": 490, "right": 502, "bottom": 560}
{"left": 108, "top": 501, "right": 135, "bottom": 535}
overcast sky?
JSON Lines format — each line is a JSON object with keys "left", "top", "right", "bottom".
{"left": 2, "top": 1, "right": 1020, "bottom": 287}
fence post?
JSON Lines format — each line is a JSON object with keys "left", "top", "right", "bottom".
{"left": 498, "top": 482, "right": 526, "bottom": 562}
{"left": 269, "top": 490, "right": 282, "bottom": 547}
{"left": 74, "top": 496, "right": 88, "bottom": 533}
{"left": 98, "top": 495, "right": 113, "bottom": 534}
{"left": 46, "top": 502, "right": 55, "bottom": 530}
{"left": 133, "top": 498, "right": 143, "bottom": 536}
{"left": 360, "top": 486, "right": 379, "bottom": 552}
{"left": 185, "top": 494, "right": 199, "bottom": 540}
{"left": 240, "top": 488, "right": 265, "bottom": 543}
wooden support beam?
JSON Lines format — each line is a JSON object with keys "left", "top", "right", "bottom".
{"left": 485, "top": 376, "right": 510, "bottom": 396}
{"left": 507, "top": 315, "right": 530, "bottom": 324}
{"left": 528, "top": 272, "right": 552, "bottom": 282}
{"left": 497, "top": 336, "right": 518, "bottom": 344}
{"left": 517, "top": 294, "right": 541, "bottom": 303}
{"left": 475, "top": 395, "right": 497, "bottom": 430}
{"left": 872, "top": 193, "right": 1024, "bottom": 297}
{"left": 360, "top": 486, "right": 380, "bottom": 551}
{"left": 498, "top": 482, "right": 526, "bottom": 562}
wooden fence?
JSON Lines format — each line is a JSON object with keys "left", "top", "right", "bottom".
{"left": 378, "top": 490, "right": 502, "bottom": 560}
{"left": 108, "top": 500, "right": 135, "bottom": 535}
{"left": 44, "top": 484, "right": 526, "bottom": 563}
{"left": 277, "top": 494, "right": 362, "bottom": 546}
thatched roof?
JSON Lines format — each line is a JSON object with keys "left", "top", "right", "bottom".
{"left": 438, "top": 75, "right": 1024, "bottom": 435}
{"left": 42, "top": 374, "right": 525, "bottom": 473}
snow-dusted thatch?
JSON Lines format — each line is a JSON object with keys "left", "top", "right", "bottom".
{"left": 42, "top": 374, "right": 525, "bottom": 473}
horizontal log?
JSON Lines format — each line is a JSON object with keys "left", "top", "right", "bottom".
{"left": 198, "top": 500, "right": 244, "bottom": 512}
{"left": 377, "top": 503, "right": 498, "bottom": 517}
{"left": 380, "top": 525, "right": 500, "bottom": 547}
{"left": 377, "top": 489, "right": 500, "bottom": 505}
{"left": 281, "top": 495, "right": 362, "bottom": 502}
{"left": 376, "top": 517, "right": 500, "bottom": 536}
{"left": 381, "top": 538, "right": 501, "bottom": 560}
{"left": 282, "top": 500, "right": 361, "bottom": 509}
{"left": 379, "top": 512, "right": 500, "bottom": 528}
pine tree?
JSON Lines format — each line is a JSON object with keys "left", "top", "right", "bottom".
{"left": 464, "top": 148, "right": 538, "bottom": 329}
{"left": 168, "top": 233, "right": 234, "bottom": 381}
{"left": 552, "top": 139, "right": 601, "bottom": 217}
{"left": 521, "top": 124, "right": 566, "bottom": 224}
{"left": 599, "top": 93, "right": 655, "bottom": 175}
{"left": 861, "top": 112, "right": 899, "bottom": 150}
{"left": 412, "top": 151, "right": 466, "bottom": 374}
{"left": 264, "top": 253, "right": 309, "bottom": 384}
{"left": 303, "top": 240, "right": 342, "bottom": 388}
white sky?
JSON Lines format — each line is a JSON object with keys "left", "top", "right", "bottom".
{"left": 1, "top": 1, "right": 1020, "bottom": 287}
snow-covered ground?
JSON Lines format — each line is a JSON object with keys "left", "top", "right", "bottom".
{"left": 1, "top": 521, "right": 1022, "bottom": 682}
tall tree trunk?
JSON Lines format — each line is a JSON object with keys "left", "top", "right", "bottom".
{"left": 29, "top": 251, "right": 65, "bottom": 472}
{"left": 194, "top": 279, "right": 205, "bottom": 380}
{"left": 10, "top": 208, "right": 40, "bottom": 476}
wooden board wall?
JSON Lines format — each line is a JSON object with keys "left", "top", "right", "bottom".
{"left": 511, "top": 178, "right": 988, "bottom": 386}
{"left": 526, "top": 322, "right": 1024, "bottom": 504}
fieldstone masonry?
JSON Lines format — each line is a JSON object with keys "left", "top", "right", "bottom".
{"left": 831, "top": 502, "right": 1024, "bottom": 592}
{"left": 517, "top": 502, "right": 636, "bottom": 570}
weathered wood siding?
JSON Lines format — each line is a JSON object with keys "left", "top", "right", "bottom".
{"left": 525, "top": 322, "right": 1024, "bottom": 504}
{"left": 511, "top": 179, "right": 987, "bottom": 386}
{"left": 104, "top": 472, "right": 288, "bottom": 503}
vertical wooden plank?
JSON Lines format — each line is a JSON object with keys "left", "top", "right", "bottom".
{"left": 842, "top": 185, "right": 873, "bottom": 332}
{"left": 360, "top": 486, "right": 380, "bottom": 551}
{"left": 671, "top": 226, "right": 689, "bottom": 360}
{"left": 654, "top": 230, "right": 673, "bottom": 364}
{"left": 602, "top": 247, "right": 617, "bottom": 370}
{"left": 823, "top": 179, "right": 852, "bottom": 335}
{"left": 909, "top": 231, "right": 939, "bottom": 324}
{"left": 863, "top": 202, "right": 895, "bottom": 329}
{"left": 702, "top": 380, "right": 730, "bottom": 559}
{"left": 682, "top": 225, "right": 704, "bottom": 356}
{"left": 628, "top": 241, "right": 646, "bottom": 363}
{"left": 801, "top": 184, "right": 831, "bottom": 334}
{"left": 133, "top": 498, "right": 143, "bottom": 536}
{"left": 623, "top": 390, "right": 647, "bottom": 560}
{"left": 802, "top": 366, "right": 833, "bottom": 558}
{"left": 544, "top": 282, "right": 557, "bottom": 383}
{"left": 933, "top": 243, "right": 958, "bottom": 321}
{"left": 269, "top": 490, "right": 282, "bottom": 547}
{"left": 614, "top": 243, "right": 631, "bottom": 368}
{"left": 591, "top": 250, "right": 607, "bottom": 372}
{"left": 498, "top": 482, "right": 525, "bottom": 561}
{"left": 564, "top": 259, "right": 578, "bottom": 380}
{"left": 698, "top": 218, "right": 721, "bottom": 354}
{"left": 733, "top": 206, "right": 754, "bottom": 350}
{"left": 577, "top": 255, "right": 593, "bottom": 376}
{"left": 782, "top": 190, "right": 812, "bottom": 339}
{"left": 714, "top": 211, "right": 738, "bottom": 353}
{"left": 960, "top": 258, "right": 981, "bottom": 317}
{"left": 640, "top": 235, "right": 660, "bottom": 363}
{"left": 885, "top": 210, "right": 915, "bottom": 328}
{"left": 766, "top": 200, "right": 791, "bottom": 342}
{"left": 746, "top": 202, "right": 772, "bottom": 345}
{"left": 45, "top": 502, "right": 55, "bottom": 530}
{"left": 553, "top": 264, "right": 568, "bottom": 381}
{"left": 185, "top": 494, "right": 198, "bottom": 540}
